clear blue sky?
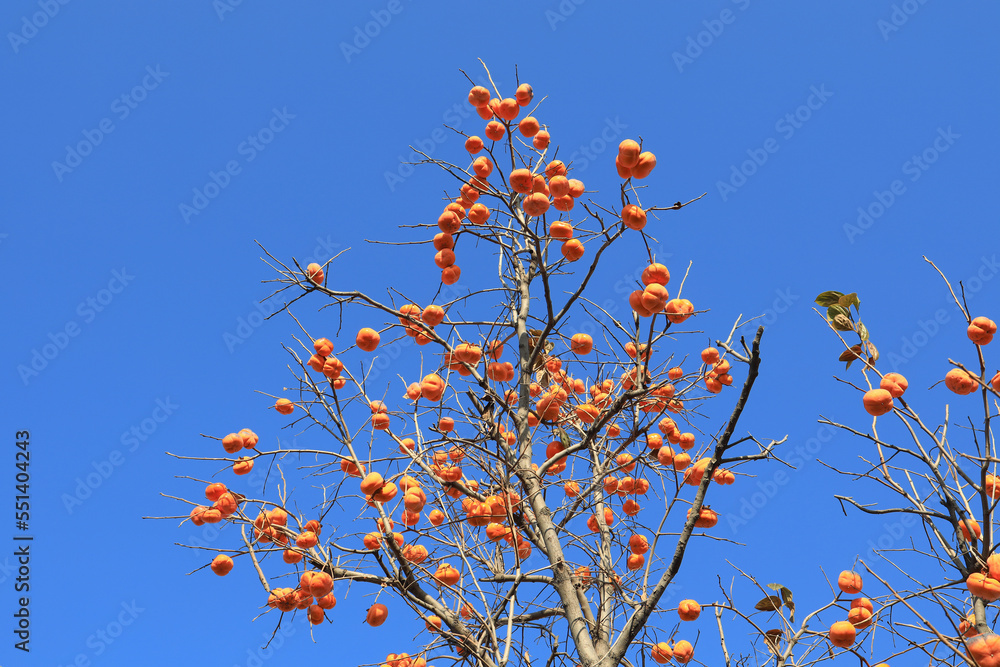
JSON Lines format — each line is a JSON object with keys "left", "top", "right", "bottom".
{"left": 3, "top": 1, "right": 999, "bottom": 665}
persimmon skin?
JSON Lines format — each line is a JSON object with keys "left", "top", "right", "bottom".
{"left": 862, "top": 388, "right": 894, "bottom": 416}
{"left": 356, "top": 328, "right": 381, "bottom": 352}
{"left": 838, "top": 570, "right": 863, "bottom": 594}
{"left": 828, "top": 620, "right": 856, "bottom": 648}
{"left": 618, "top": 139, "right": 641, "bottom": 168}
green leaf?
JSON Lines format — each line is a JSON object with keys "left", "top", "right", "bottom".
{"left": 838, "top": 292, "right": 860, "bottom": 311}
{"left": 814, "top": 291, "right": 844, "bottom": 307}
{"left": 857, "top": 321, "right": 869, "bottom": 342}
{"left": 826, "top": 305, "right": 850, "bottom": 321}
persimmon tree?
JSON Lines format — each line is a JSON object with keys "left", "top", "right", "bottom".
{"left": 169, "top": 63, "right": 789, "bottom": 667}
{"left": 700, "top": 266, "right": 999, "bottom": 667}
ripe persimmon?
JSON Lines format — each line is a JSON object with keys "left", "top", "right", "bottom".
{"left": 518, "top": 117, "right": 540, "bottom": 137}
{"left": 522, "top": 192, "right": 550, "bottom": 217}
{"left": 366, "top": 603, "right": 389, "bottom": 627}
{"left": 862, "top": 388, "right": 894, "bottom": 416}
{"left": 618, "top": 139, "right": 640, "bottom": 168}
{"left": 664, "top": 298, "right": 694, "bottom": 323}
{"left": 960, "top": 517, "right": 982, "bottom": 541}
{"left": 946, "top": 368, "right": 979, "bottom": 395}
{"left": 434, "top": 563, "right": 461, "bottom": 586}
{"left": 968, "top": 573, "right": 1000, "bottom": 601}
{"left": 615, "top": 155, "right": 632, "bottom": 179}
{"left": 829, "top": 620, "right": 856, "bottom": 648}
{"left": 570, "top": 333, "right": 593, "bottom": 355}
{"left": 969, "top": 316, "right": 997, "bottom": 345}
{"left": 509, "top": 168, "right": 533, "bottom": 193}
{"left": 965, "top": 632, "right": 1000, "bottom": 666}
{"left": 222, "top": 433, "right": 244, "bottom": 454}
{"left": 641, "top": 284, "right": 669, "bottom": 313}
{"left": 496, "top": 98, "right": 519, "bottom": 121}
{"left": 434, "top": 248, "right": 456, "bottom": 268}
{"left": 678, "top": 599, "right": 701, "bottom": 621}
{"left": 233, "top": 457, "right": 253, "bottom": 475}
{"left": 205, "top": 482, "right": 228, "bottom": 502}
{"left": 296, "top": 531, "right": 318, "bottom": 548}
{"left": 430, "top": 235, "right": 454, "bottom": 254}
{"left": 688, "top": 506, "right": 717, "bottom": 527}
{"left": 472, "top": 156, "right": 493, "bottom": 178}
{"left": 651, "top": 642, "right": 673, "bottom": 664}
{"left": 356, "top": 327, "right": 380, "bottom": 352}
{"left": 306, "top": 263, "right": 324, "bottom": 284}
{"left": 838, "top": 570, "right": 863, "bottom": 594}
{"left": 673, "top": 640, "right": 694, "bottom": 664}
{"left": 631, "top": 151, "right": 657, "bottom": 179}
{"left": 848, "top": 605, "right": 873, "bottom": 630}
{"left": 464, "top": 136, "right": 483, "bottom": 154}
{"left": 468, "top": 86, "right": 490, "bottom": 107}
{"left": 515, "top": 83, "right": 533, "bottom": 106}
{"left": 880, "top": 372, "right": 908, "bottom": 398}
{"left": 987, "top": 475, "right": 1000, "bottom": 499}
{"left": 467, "top": 202, "right": 490, "bottom": 225}
{"left": 485, "top": 121, "right": 505, "bottom": 141}
{"left": 438, "top": 210, "right": 462, "bottom": 234}
{"left": 547, "top": 176, "right": 569, "bottom": 198}
{"left": 533, "top": 130, "right": 550, "bottom": 150}
{"left": 561, "top": 239, "right": 584, "bottom": 261}
{"left": 629, "top": 533, "right": 649, "bottom": 555}
{"left": 549, "top": 221, "right": 573, "bottom": 239}
{"left": 313, "top": 337, "right": 334, "bottom": 356}
{"left": 621, "top": 205, "right": 647, "bottom": 230}
{"left": 210, "top": 554, "right": 233, "bottom": 576}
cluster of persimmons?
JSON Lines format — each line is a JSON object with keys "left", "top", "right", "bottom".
{"left": 178, "top": 74, "right": 757, "bottom": 667}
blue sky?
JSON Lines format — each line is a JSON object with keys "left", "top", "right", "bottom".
{"left": 3, "top": 1, "right": 999, "bottom": 665}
